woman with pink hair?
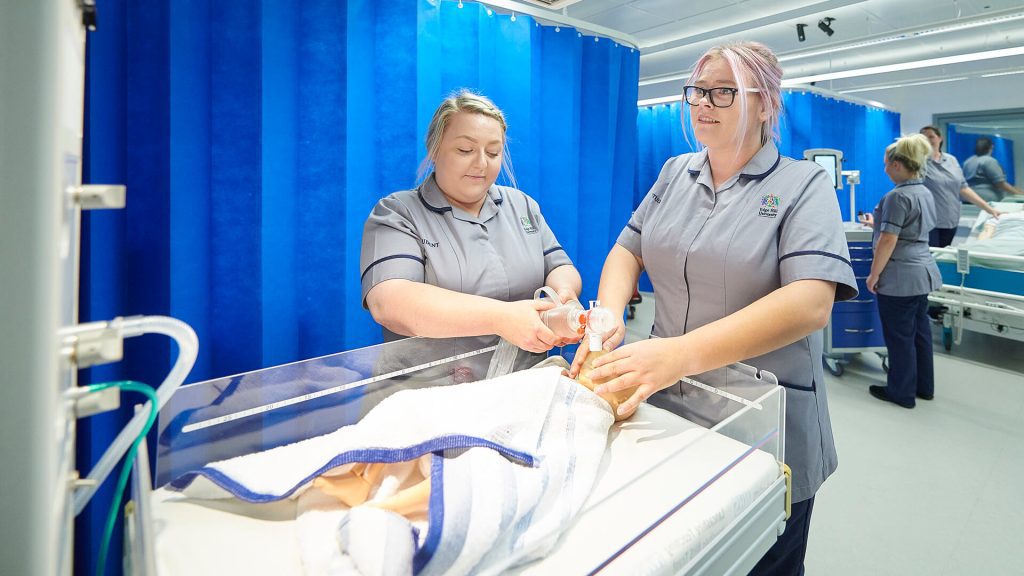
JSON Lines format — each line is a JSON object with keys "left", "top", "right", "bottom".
{"left": 571, "top": 42, "right": 857, "bottom": 574}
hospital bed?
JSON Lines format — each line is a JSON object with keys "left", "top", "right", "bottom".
{"left": 929, "top": 202, "right": 1024, "bottom": 350}
{"left": 126, "top": 336, "right": 788, "bottom": 575}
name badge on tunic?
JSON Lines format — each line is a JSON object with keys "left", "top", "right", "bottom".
{"left": 758, "top": 193, "right": 780, "bottom": 218}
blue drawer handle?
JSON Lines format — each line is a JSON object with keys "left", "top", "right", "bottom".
{"left": 851, "top": 258, "right": 872, "bottom": 262}
{"left": 849, "top": 246, "right": 872, "bottom": 251}
{"left": 844, "top": 328, "right": 875, "bottom": 333}
{"left": 849, "top": 298, "right": 874, "bottom": 303}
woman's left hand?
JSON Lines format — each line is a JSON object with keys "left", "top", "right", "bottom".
{"left": 586, "top": 337, "right": 688, "bottom": 418}
{"left": 865, "top": 273, "right": 879, "bottom": 294}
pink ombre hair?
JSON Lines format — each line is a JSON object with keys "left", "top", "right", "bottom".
{"left": 683, "top": 41, "right": 783, "bottom": 149}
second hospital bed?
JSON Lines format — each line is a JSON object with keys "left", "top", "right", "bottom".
{"left": 127, "top": 336, "right": 789, "bottom": 575}
{"left": 930, "top": 203, "right": 1024, "bottom": 350}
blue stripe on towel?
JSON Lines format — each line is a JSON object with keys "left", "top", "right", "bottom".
{"left": 413, "top": 454, "right": 446, "bottom": 574}
{"left": 167, "top": 434, "right": 536, "bottom": 502}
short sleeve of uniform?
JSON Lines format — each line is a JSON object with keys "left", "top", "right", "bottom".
{"left": 616, "top": 157, "right": 680, "bottom": 256}
{"left": 945, "top": 155, "right": 968, "bottom": 189}
{"left": 980, "top": 156, "right": 1007, "bottom": 184}
{"left": 878, "top": 192, "right": 911, "bottom": 235}
{"left": 360, "top": 195, "right": 425, "bottom": 307}
{"left": 778, "top": 167, "right": 858, "bottom": 302}
{"left": 527, "top": 195, "right": 573, "bottom": 277}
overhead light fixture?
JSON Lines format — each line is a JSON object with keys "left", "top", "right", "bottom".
{"left": 777, "top": 10, "right": 1024, "bottom": 63}
{"left": 796, "top": 23, "right": 808, "bottom": 42}
{"left": 637, "top": 95, "right": 682, "bottom": 107}
{"left": 837, "top": 76, "right": 969, "bottom": 94}
{"left": 782, "top": 45, "right": 1024, "bottom": 86}
{"left": 980, "top": 69, "right": 1024, "bottom": 78}
{"left": 818, "top": 17, "right": 836, "bottom": 37}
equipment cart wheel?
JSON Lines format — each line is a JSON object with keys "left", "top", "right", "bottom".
{"left": 823, "top": 356, "right": 844, "bottom": 377}
{"left": 942, "top": 327, "right": 953, "bottom": 351}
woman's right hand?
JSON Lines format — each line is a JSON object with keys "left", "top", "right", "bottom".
{"left": 496, "top": 299, "right": 560, "bottom": 353}
{"left": 858, "top": 212, "right": 874, "bottom": 228}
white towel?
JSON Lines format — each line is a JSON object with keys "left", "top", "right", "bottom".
{"left": 168, "top": 366, "right": 614, "bottom": 575}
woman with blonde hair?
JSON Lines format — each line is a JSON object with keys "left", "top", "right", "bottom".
{"left": 860, "top": 134, "right": 942, "bottom": 408}
{"left": 360, "top": 90, "right": 582, "bottom": 362}
{"left": 570, "top": 41, "right": 857, "bottom": 574}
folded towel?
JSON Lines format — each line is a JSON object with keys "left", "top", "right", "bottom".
{"left": 169, "top": 366, "right": 614, "bottom": 575}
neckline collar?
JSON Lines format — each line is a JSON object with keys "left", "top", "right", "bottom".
{"left": 895, "top": 178, "right": 924, "bottom": 188}
{"left": 417, "top": 173, "right": 504, "bottom": 222}
{"left": 685, "top": 140, "right": 782, "bottom": 190}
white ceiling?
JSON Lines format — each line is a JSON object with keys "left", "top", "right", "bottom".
{"left": 504, "top": 0, "right": 1024, "bottom": 105}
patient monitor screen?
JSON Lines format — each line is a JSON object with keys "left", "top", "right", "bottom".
{"left": 813, "top": 154, "right": 840, "bottom": 189}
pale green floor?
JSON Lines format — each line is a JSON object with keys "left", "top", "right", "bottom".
{"left": 625, "top": 292, "right": 1024, "bottom": 575}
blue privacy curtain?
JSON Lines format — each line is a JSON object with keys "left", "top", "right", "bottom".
{"left": 947, "top": 125, "right": 1016, "bottom": 184}
{"left": 79, "top": 1, "right": 637, "bottom": 573}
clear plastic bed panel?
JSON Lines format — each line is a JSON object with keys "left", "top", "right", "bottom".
{"left": 153, "top": 336, "right": 786, "bottom": 574}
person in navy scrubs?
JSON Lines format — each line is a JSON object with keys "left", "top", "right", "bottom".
{"left": 860, "top": 134, "right": 942, "bottom": 408}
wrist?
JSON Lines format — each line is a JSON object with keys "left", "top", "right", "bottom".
{"left": 671, "top": 334, "right": 700, "bottom": 377}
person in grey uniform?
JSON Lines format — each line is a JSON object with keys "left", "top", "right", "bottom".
{"left": 569, "top": 42, "right": 857, "bottom": 576}
{"left": 360, "top": 90, "right": 582, "bottom": 363}
{"left": 919, "top": 126, "right": 1000, "bottom": 248}
{"left": 962, "top": 136, "right": 1024, "bottom": 203}
{"left": 860, "top": 135, "right": 942, "bottom": 409}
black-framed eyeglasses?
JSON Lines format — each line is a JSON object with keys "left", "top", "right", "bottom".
{"left": 683, "top": 85, "right": 761, "bottom": 108}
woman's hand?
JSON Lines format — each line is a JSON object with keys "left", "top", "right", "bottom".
{"left": 858, "top": 212, "right": 874, "bottom": 228}
{"left": 567, "top": 313, "right": 626, "bottom": 378}
{"left": 554, "top": 287, "right": 578, "bottom": 306}
{"left": 586, "top": 337, "right": 689, "bottom": 418}
{"left": 865, "top": 273, "right": 879, "bottom": 294}
{"left": 496, "top": 299, "right": 560, "bottom": 353}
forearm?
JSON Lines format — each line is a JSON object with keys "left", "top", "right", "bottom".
{"left": 366, "top": 280, "right": 504, "bottom": 338}
{"left": 672, "top": 280, "right": 837, "bottom": 376}
{"left": 869, "top": 233, "right": 898, "bottom": 278}
{"left": 545, "top": 264, "right": 582, "bottom": 300}
{"left": 596, "top": 244, "right": 643, "bottom": 316}
{"left": 960, "top": 186, "right": 998, "bottom": 215}
{"left": 999, "top": 181, "right": 1024, "bottom": 196}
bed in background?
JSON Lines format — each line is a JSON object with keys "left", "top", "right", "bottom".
{"left": 930, "top": 203, "right": 1024, "bottom": 350}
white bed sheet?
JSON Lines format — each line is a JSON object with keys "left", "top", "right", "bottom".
{"left": 151, "top": 403, "right": 779, "bottom": 576}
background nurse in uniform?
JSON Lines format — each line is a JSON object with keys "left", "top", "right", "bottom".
{"left": 860, "top": 134, "right": 942, "bottom": 408}
{"left": 963, "top": 136, "right": 1024, "bottom": 203}
{"left": 918, "top": 125, "right": 999, "bottom": 248}
{"left": 570, "top": 42, "right": 857, "bottom": 575}
{"left": 360, "top": 90, "right": 582, "bottom": 354}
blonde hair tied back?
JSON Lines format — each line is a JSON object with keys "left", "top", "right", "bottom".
{"left": 417, "top": 89, "right": 517, "bottom": 189}
{"left": 885, "top": 133, "right": 931, "bottom": 177}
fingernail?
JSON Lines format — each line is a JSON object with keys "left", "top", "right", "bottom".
{"left": 594, "top": 385, "right": 606, "bottom": 394}
{"left": 617, "top": 405, "right": 629, "bottom": 416}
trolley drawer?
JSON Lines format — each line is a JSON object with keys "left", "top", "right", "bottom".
{"left": 830, "top": 309, "right": 884, "bottom": 348}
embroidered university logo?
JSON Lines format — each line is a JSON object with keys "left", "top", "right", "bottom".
{"left": 758, "top": 193, "right": 780, "bottom": 218}
{"left": 520, "top": 215, "right": 539, "bottom": 234}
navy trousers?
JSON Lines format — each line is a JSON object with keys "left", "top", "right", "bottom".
{"left": 877, "top": 293, "right": 934, "bottom": 405}
{"left": 749, "top": 497, "right": 815, "bottom": 576}
{"left": 929, "top": 227, "right": 956, "bottom": 248}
